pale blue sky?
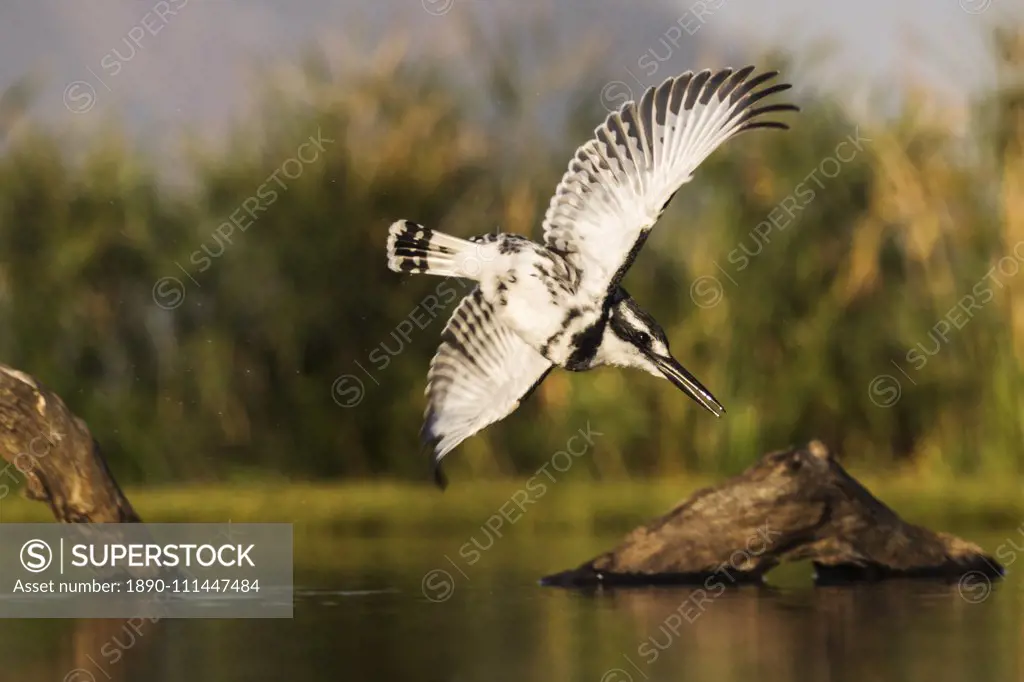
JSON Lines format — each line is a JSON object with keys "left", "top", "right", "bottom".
{"left": 0, "top": 0, "right": 1018, "bottom": 149}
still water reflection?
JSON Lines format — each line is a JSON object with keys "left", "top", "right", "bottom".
{"left": 1, "top": 530, "right": 1020, "bottom": 681}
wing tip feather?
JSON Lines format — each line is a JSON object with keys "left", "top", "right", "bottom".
{"left": 420, "top": 414, "right": 449, "bottom": 490}
{"left": 433, "top": 465, "right": 448, "bottom": 491}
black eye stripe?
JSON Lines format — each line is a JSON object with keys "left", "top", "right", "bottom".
{"left": 610, "top": 301, "right": 669, "bottom": 349}
{"left": 611, "top": 316, "right": 648, "bottom": 344}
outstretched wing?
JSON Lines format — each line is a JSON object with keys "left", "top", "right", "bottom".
{"left": 422, "top": 287, "right": 553, "bottom": 488}
{"left": 542, "top": 66, "right": 798, "bottom": 299}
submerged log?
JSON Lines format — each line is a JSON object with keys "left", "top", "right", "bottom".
{"left": 542, "top": 440, "right": 1003, "bottom": 587}
{"left": 0, "top": 363, "right": 140, "bottom": 522}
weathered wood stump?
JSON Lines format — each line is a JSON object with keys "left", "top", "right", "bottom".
{"left": 0, "top": 363, "right": 140, "bottom": 522}
{"left": 542, "top": 440, "right": 1003, "bottom": 587}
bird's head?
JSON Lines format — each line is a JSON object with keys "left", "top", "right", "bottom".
{"left": 601, "top": 291, "right": 725, "bottom": 417}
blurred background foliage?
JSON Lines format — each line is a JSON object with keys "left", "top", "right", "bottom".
{"left": 0, "top": 18, "right": 1022, "bottom": 487}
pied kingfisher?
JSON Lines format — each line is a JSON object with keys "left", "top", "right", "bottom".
{"left": 386, "top": 66, "right": 798, "bottom": 488}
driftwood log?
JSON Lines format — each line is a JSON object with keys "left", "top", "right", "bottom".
{"left": 0, "top": 363, "right": 139, "bottom": 522}
{"left": 542, "top": 440, "right": 1003, "bottom": 587}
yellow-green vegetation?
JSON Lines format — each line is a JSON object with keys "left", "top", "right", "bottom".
{"left": 1, "top": 472, "right": 1021, "bottom": 532}
{"left": 0, "top": 21, "right": 1022, "bottom": 485}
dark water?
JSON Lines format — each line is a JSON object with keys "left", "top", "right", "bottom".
{"left": 2, "top": 529, "right": 1021, "bottom": 682}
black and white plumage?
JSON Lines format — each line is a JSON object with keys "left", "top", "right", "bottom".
{"left": 386, "top": 66, "right": 799, "bottom": 488}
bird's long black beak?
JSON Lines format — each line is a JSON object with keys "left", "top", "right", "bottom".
{"left": 647, "top": 352, "right": 725, "bottom": 417}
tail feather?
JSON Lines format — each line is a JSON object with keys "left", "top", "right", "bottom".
{"left": 387, "top": 220, "right": 486, "bottom": 279}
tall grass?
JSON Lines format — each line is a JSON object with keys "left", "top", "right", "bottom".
{"left": 0, "top": 22, "right": 1021, "bottom": 484}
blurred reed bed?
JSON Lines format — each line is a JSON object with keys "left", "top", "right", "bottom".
{"left": 0, "top": 20, "right": 1021, "bottom": 486}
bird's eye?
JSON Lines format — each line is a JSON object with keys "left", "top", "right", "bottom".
{"left": 636, "top": 332, "right": 651, "bottom": 346}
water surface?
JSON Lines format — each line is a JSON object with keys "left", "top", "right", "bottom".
{"left": 1, "top": 529, "right": 1020, "bottom": 681}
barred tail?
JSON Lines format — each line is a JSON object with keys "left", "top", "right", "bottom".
{"left": 386, "top": 220, "right": 485, "bottom": 279}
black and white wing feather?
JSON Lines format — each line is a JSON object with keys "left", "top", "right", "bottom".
{"left": 422, "top": 287, "right": 553, "bottom": 488}
{"left": 542, "top": 66, "right": 799, "bottom": 299}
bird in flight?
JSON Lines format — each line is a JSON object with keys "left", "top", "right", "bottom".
{"left": 386, "top": 66, "right": 798, "bottom": 488}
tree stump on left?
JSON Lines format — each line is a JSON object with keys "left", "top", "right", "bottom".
{"left": 0, "top": 363, "right": 139, "bottom": 522}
